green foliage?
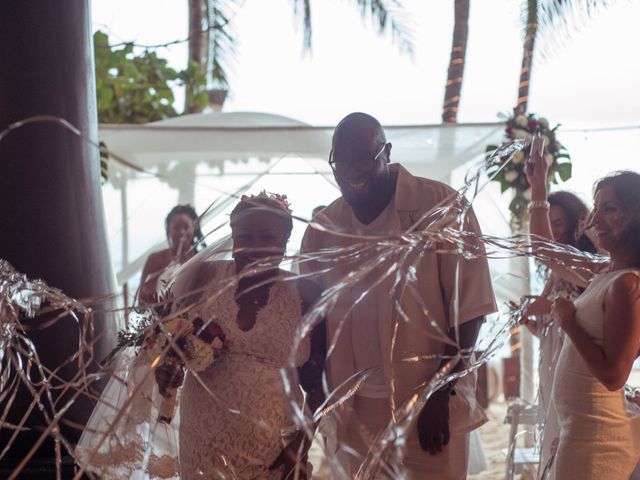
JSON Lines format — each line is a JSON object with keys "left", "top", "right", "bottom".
{"left": 555, "top": 161, "right": 572, "bottom": 182}
{"left": 94, "top": 31, "right": 207, "bottom": 124}
{"left": 485, "top": 112, "right": 573, "bottom": 229}
{"left": 182, "top": 60, "right": 211, "bottom": 109}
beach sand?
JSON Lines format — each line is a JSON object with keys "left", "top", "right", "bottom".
{"left": 307, "top": 369, "right": 640, "bottom": 478}
{"left": 309, "top": 397, "right": 515, "bottom": 479}
{"left": 469, "top": 399, "right": 515, "bottom": 480}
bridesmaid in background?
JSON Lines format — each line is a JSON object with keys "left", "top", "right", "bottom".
{"left": 137, "top": 204, "right": 205, "bottom": 306}
{"left": 521, "top": 191, "right": 596, "bottom": 477}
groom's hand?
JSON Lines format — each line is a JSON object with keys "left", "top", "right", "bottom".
{"left": 417, "top": 390, "right": 451, "bottom": 455}
{"left": 155, "top": 363, "right": 184, "bottom": 397}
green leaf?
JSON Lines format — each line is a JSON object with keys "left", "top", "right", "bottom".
{"left": 555, "top": 162, "right": 572, "bottom": 182}
{"left": 94, "top": 31, "right": 109, "bottom": 48}
{"left": 94, "top": 33, "right": 186, "bottom": 123}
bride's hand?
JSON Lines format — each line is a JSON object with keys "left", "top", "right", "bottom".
{"left": 269, "top": 431, "right": 309, "bottom": 480}
{"left": 155, "top": 363, "right": 184, "bottom": 397}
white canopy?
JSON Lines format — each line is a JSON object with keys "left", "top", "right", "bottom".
{"left": 98, "top": 112, "right": 516, "bottom": 307}
{"left": 99, "top": 111, "right": 504, "bottom": 181}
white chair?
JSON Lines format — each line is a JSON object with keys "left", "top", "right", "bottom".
{"left": 503, "top": 401, "right": 540, "bottom": 480}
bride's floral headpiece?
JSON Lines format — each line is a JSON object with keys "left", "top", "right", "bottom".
{"left": 240, "top": 191, "right": 292, "bottom": 215}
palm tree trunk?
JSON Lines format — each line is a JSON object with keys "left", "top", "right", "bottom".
{"left": 516, "top": 0, "right": 538, "bottom": 115}
{"left": 442, "top": 0, "right": 470, "bottom": 123}
{"left": 186, "top": 0, "right": 208, "bottom": 113}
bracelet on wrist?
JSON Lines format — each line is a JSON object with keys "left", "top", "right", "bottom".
{"left": 527, "top": 200, "right": 550, "bottom": 213}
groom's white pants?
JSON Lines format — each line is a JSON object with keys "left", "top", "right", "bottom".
{"left": 336, "top": 395, "right": 470, "bottom": 479}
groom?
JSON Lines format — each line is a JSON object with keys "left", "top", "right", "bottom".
{"left": 300, "top": 112, "right": 496, "bottom": 479}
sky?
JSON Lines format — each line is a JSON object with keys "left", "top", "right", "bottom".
{"left": 91, "top": 0, "right": 640, "bottom": 127}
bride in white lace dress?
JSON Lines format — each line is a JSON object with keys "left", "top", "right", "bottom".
{"left": 159, "top": 193, "right": 325, "bottom": 480}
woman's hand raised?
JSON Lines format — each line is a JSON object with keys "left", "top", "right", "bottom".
{"left": 524, "top": 135, "right": 549, "bottom": 200}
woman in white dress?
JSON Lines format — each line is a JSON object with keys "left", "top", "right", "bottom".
{"left": 527, "top": 158, "right": 640, "bottom": 478}
{"left": 551, "top": 172, "right": 640, "bottom": 479}
{"left": 157, "top": 193, "right": 326, "bottom": 480}
{"left": 521, "top": 191, "right": 596, "bottom": 477}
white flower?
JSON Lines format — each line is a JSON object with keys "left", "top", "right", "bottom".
{"left": 505, "top": 171, "right": 519, "bottom": 183}
{"left": 523, "top": 188, "right": 532, "bottom": 200}
{"left": 511, "top": 151, "right": 525, "bottom": 165}
{"left": 184, "top": 336, "right": 215, "bottom": 372}
{"left": 539, "top": 117, "right": 549, "bottom": 129}
{"left": 163, "top": 317, "right": 192, "bottom": 336}
{"left": 512, "top": 128, "right": 529, "bottom": 139}
{"left": 515, "top": 115, "right": 528, "bottom": 128}
{"left": 544, "top": 154, "right": 555, "bottom": 167}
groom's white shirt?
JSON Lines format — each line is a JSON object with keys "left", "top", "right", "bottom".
{"left": 300, "top": 164, "right": 496, "bottom": 446}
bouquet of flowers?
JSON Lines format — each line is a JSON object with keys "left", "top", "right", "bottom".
{"left": 486, "top": 112, "right": 572, "bottom": 226}
{"left": 143, "top": 311, "right": 225, "bottom": 422}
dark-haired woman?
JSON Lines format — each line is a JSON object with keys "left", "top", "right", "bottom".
{"left": 528, "top": 156, "right": 640, "bottom": 478}
{"left": 520, "top": 191, "right": 596, "bottom": 476}
{"left": 137, "top": 205, "right": 205, "bottom": 306}
{"left": 163, "top": 193, "right": 325, "bottom": 480}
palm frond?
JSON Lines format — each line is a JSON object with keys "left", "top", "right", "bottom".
{"left": 291, "top": 0, "right": 313, "bottom": 51}
{"left": 291, "top": 0, "right": 414, "bottom": 55}
{"left": 353, "top": 0, "right": 415, "bottom": 55}
{"left": 207, "top": 0, "right": 242, "bottom": 88}
{"left": 534, "top": 0, "right": 614, "bottom": 61}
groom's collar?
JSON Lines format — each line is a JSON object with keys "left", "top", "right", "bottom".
{"left": 390, "top": 163, "right": 422, "bottom": 212}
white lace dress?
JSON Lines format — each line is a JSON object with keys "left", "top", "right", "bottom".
{"left": 552, "top": 269, "right": 640, "bottom": 479}
{"left": 179, "top": 263, "right": 310, "bottom": 479}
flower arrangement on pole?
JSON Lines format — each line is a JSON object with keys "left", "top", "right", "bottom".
{"left": 486, "top": 111, "right": 572, "bottom": 228}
